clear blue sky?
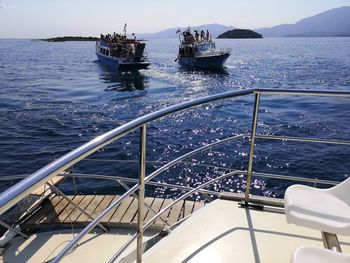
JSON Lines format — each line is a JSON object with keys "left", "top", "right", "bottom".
{"left": 0, "top": 0, "right": 349, "bottom": 38}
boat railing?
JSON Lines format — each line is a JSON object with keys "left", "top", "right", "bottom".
{"left": 220, "top": 47, "right": 232, "bottom": 53}
{"left": 0, "top": 88, "right": 252, "bottom": 216}
{"left": 195, "top": 47, "right": 231, "bottom": 57}
{"left": 1, "top": 88, "right": 350, "bottom": 262}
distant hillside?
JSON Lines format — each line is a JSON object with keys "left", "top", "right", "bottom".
{"left": 217, "top": 29, "right": 262, "bottom": 39}
{"left": 138, "top": 23, "right": 234, "bottom": 39}
{"left": 257, "top": 6, "right": 350, "bottom": 37}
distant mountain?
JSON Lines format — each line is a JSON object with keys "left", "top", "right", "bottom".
{"left": 137, "top": 6, "right": 350, "bottom": 39}
{"left": 217, "top": 29, "right": 262, "bottom": 39}
{"left": 138, "top": 23, "right": 234, "bottom": 39}
{"left": 256, "top": 6, "right": 350, "bottom": 37}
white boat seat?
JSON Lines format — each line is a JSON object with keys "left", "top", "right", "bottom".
{"left": 284, "top": 177, "right": 350, "bottom": 235}
{"left": 291, "top": 246, "right": 350, "bottom": 263}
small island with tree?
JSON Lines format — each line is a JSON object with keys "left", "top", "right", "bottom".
{"left": 41, "top": 36, "right": 99, "bottom": 42}
{"left": 217, "top": 29, "right": 263, "bottom": 39}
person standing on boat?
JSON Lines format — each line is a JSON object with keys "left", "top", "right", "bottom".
{"left": 206, "top": 30, "right": 210, "bottom": 41}
{"left": 200, "top": 30, "right": 205, "bottom": 41}
{"left": 194, "top": 30, "right": 199, "bottom": 42}
{"left": 183, "top": 31, "right": 189, "bottom": 43}
{"left": 123, "top": 23, "right": 127, "bottom": 37}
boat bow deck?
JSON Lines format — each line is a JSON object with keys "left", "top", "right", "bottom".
{"left": 143, "top": 199, "right": 350, "bottom": 263}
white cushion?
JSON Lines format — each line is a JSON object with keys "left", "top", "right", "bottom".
{"left": 285, "top": 184, "right": 350, "bottom": 235}
{"left": 291, "top": 246, "right": 350, "bottom": 263}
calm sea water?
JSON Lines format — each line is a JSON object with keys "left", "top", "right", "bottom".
{"left": 0, "top": 38, "right": 350, "bottom": 198}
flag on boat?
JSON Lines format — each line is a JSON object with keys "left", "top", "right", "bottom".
{"left": 176, "top": 29, "right": 181, "bottom": 34}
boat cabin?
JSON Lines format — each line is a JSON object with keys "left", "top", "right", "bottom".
{"left": 99, "top": 46, "right": 110, "bottom": 56}
{"left": 196, "top": 42, "right": 215, "bottom": 52}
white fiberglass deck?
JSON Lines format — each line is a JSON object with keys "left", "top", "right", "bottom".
{"left": 143, "top": 199, "right": 350, "bottom": 263}
{"left": 2, "top": 229, "right": 153, "bottom": 263}
{"left": 2, "top": 199, "right": 350, "bottom": 262}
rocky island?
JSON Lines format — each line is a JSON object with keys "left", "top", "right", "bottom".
{"left": 217, "top": 29, "right": 263, "bottom": 39}
{"left": 41, "top": 36, "right": 99, "bottom": 42}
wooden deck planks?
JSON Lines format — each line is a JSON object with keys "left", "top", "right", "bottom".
{"left": 78, "top": 195, "right": 105, "bottom": 222}
{"left": 102, "top": 195, "right": 122, "bottom": 222}
{"left": 142, "top": 197, "right": 156, "bottom": 223}
{"left": 21, "top": 194, "right": 205, "bottom": 230}
{"left": 67, "top": 195, "right": 94, "bottom": 222}
{"left": 143, "top": 197, "right": 165, "bottom": 225}
{"left": 92, "top": 195, "right": 115, "bottom": 218}
{"left": 58, "top": 195, "right": 85, "bottom": 223}
{"left": 182, "top": 200, "right": 195, "bottom": 218}
{"left": 109, "top": 196, "right": 134, "bottom": 223}
{"left": 167, "top": 200, "right": 184, "bottom": 225}
{"left": 155, "top": 199, "right": 173, "bottom": 225}
{"left": 120, "top": 197, "right": 139, "bottom": 223}
{"left": 192, "top": 200, "right": 205, "bottom": 213}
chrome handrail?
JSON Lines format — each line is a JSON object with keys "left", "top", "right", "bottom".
{"left": 0, "top": 170, "right": 339, "bottom": 195}
{"left": 52, "top": 135, "right": 248, "bottom": 262}
{"left": 109, "top": 170, "right": 245, "bottom": 262}
{"left": 255, "top": 88, "right": 350, "bottom": 97}
{"left": 245, "top": 93, "right": 260, "bottom": 202}
{"left": 2, "top": 88, "right": 350, "bottom": 216}
{"left": 255, "top": 135, "right": 350, "bottom": 145}
{"left": 65, "top": 173, "right": 220, "bottom": 195}
{"left": 0, "top": 88, "right": 350, "bottom": 262}
{"left": 53, "top": 89, "right": 350, "bottom": 262}
{"left": 0, "top": 89, "right": 252, "bottom": 216}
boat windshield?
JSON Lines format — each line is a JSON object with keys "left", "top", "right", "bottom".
{"left": 197, "top": 43, "right": 215, "bottom": 51}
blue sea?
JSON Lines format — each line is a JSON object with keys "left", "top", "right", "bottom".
{"left": 0, "top": 38, "right": 350, "bottom": 198}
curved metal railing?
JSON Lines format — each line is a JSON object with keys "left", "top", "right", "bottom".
{"left": 0, "top": 89, "right": 251, "bottom": 216}
{"left": 1, "top": 88, "right": 350, "bottom": 262}
{"left": 2, "top": 88, "right": 350, "bottom": 216}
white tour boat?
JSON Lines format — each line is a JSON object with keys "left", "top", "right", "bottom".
{"left": 96, "top": 25, "right": 150, "bottom": 70}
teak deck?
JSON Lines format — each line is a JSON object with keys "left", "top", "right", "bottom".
{"left": 21, "top": 194, "right": 205, "bottom": 231}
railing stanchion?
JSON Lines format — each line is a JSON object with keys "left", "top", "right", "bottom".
{"left": 245, "top": 93, "right": 261, "bottom": 203}
{"left": 137, "top": 125, "right": 147, "bottom": 263}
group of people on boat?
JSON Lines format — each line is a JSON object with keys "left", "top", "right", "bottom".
{"left": 178, "top": 44, "right": 195, "bottom": 57}
{"left": 98, "top": 25, "right": 140, "bottom": 61}
{"left": 181, "top": 28, "right": 212, "bottom": 44}
{"left": 100, "top": 33, "right": 128, "bottom": 44}
{"left": 100, "top": 24, "right": 136, "bottom": 46}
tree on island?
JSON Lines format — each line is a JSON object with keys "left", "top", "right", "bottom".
{"left": 217, "top": 29, "right": 263, "bottom": 39}
{"left": 41, "top": 36, "right": 99, "bottom": 42}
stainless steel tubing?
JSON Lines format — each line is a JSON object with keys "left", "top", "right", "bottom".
{"left": 3, "top": 88, "right": 350, "bottom": 262}
{"left": 245, "top": 93, "right": 260, "bottom": 202}
{"left": 255, "top": 135, "right": 350, "bottom": 146}
{"left": 255, "top": 88, "right": 350, "bottom": 97}
{"left": 0, "top": 89, "right": 252, "bottom": 217}
{"left": 3, "top": 89, "right": 349, "bottom": 217}
{"left": 109, "top": 170, "right": 245, "bottom": 262}
{"left": 63, "top": 173, "right": 220, "bottom": 196}
{"left": 137, "top": 125, "right": 146, "bottom": 263}
{"left": 143, "top": 170, "right": 244, "bottom": 230}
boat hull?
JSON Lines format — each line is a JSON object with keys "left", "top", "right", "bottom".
{"left": 178, "top": 52, "right": 230, "bottom": 69}
{"left": 96, "top": 54, "right": 150, "bottom": 70}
